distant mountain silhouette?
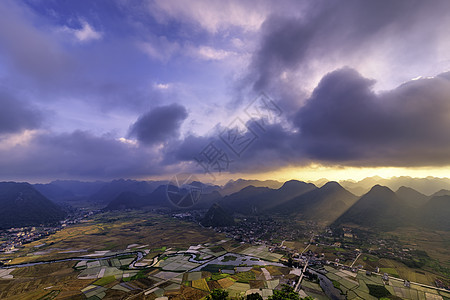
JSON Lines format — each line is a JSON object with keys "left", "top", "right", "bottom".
{"left": 396, "top": 186, "right": 429, "bottom": 207}
{"left": 106, "top": 184, "right": 222, "bottom": 210}
{"left": 332, "top": 184, "right": 450, "bottom": 231}
{"left": 419, "top": 195, "right": 450, "bottom": 230}
{"left": 201, "top": 203, "right": 235, "bottom": 227}
{"left": 47, "top": 180, "right": 108, "bottom": 197}
{"left": 89, "top": 179, "right": 164, "bottom": 203}
{"left": 104, "top": 191, "right": 146, "bottom": 210}
{"left": 431, "top": 189, "right": 450, "bottom": 197}
{"left": 340, "top": 176, "right": 450, "bottom": 195}
{"left": 34, "top": 183, "right": 76, "bottom": 203}
{"left": 333, "top": 185, "right": 410, "bottom": 230}
{"left": 219, "top": 181, "right": 358, "bottom": 225}
{"left": 220, "top": 179, "right": 283, "bottom": 196}
{"left": 25, "top": 176, "right": 450, "bottom": 232}
{"left": 220, "top": 180, "right": 316, "bottom": 214}
{"left": 189, "top": 181, "right": 222, "bottom": 194}
{"left": 291, "top": 181, "right": 358, "bottom": 224}
{"left": 106, "top": 185, "right": 171, "bottom": 210}
{"left": 0, "top": 182, "right": 66, "bottom": 229}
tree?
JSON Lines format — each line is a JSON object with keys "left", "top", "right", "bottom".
{"left": 246, "top": 292, "right": 263, "bottom": 300}
{"left": 207, "top": 289, "right": 229, "bottom": 300}
{"left": 269, "top": 284, "right": 300, "bottom": 300}
{"left": 287, "top": 257, "right": 293, "bottom": 267}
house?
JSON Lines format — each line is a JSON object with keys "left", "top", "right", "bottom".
{"left": 404, "top": 280, "right": 410, "bottom": 288}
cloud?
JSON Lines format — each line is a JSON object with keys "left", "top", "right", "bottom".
{"left": 2, "top": 69, "right": 448, "bottom": 180}
{"left": 245, "top": 0, "right": 450, "bottom": 112}
{"left": 0, "top": 0, "right": 178, "bottom": 114}
{"left": 68, "top": 20, "right": 103, "bottom": 43}
{"left": 194, "top": 46, "right": 233, "bottom": 61}
{"left": 296, "top": 68, "right": 450, "bottom": 167}
{"left": 170, "top": 68, "right": 450, "bottom": 173}
{"left": 137, "top": 37, "right": 180, "bottom": 62}
{"left": 0, "top": 90, "right": 43, "bottom": 135}
{"left": 164, "top": 134, "right": 213, "bottom": 163}
{"left": 155, "top": 83, "right": 170, "bottom": 90}
{"left": 147, "top": 0, "right": 269, "bottom": 33}
{"left": 0, "top": 130, "right": 172, "bottom": 181}
{"left": 128, "top": 104, "right": 188, "bottom": 145}
{"left": 0, "top": 0, "right": 69, "bottom": 80}
{"left": 1, "top": 0, "right": 449, "bottom": 181}
{"left": 164, "top": 119, "right": 301, "bottom": 174}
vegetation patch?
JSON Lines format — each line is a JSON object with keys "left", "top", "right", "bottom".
{"left": 192, "top": 278, "right": 210, "bottom": 292}
{"left": 367, "top": 284, "right": 391, "bottom": 298}
{"left": 93, "top": 275, "right": 116, "bottom": 286}
{"left": 201, "top": 264, "right": 234, "bottom": 273}
{"left": 210, "top": 273, "right": 230, "bottom": 281}
{"left": 38, "top": 290, "right": 60, "bottom": 300}
{"left": 210, "top": 246, "right": 226, "bottom": 253}
{"left": 122, "top": 270, "right": 148, "bottom": 282}
{"left": 332, "top": 280, "right": 340, "bottom": 289}
{"left": 380, "top": 267, "right": 400, "bottom": 277}
{"left": 151, "top": 246, "right": 167, "bottom": 252}
{"left": 222, "top": 255, "right": 237, "bottom": 262}
{"left": 232, "top": 271, "right": 255, "bottom": 283}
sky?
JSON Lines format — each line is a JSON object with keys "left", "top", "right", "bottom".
{"left": 1, "top": 0, "right": 450, "bottom": 184}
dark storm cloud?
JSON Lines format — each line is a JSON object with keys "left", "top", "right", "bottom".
{"left": 295, "top": 68, "right": 381, "bottom": 161}
{"left": 173, "top": 68, "right": 450, "bottom": 172}
{"left": 211, "top": 0, "right": 450, "bottom": 172}
{"left": 165, "top": 134, "right": 213, "bottom": 162}
{"left": 128, "top": 103, "right": 188, "bottom": 145}
{"left": 164, "top": 119, "right": 303, "bottom": 174}
{"left": 0, "top": 1, "right": 179, "bottom": 114}
{"left": 0, "top": 1, "right": 71, "bottom": 82}
{"left": 247, "top": 0, "right": 450, "bottom": 110}
{"left": 0, "top": 130, "right": 167, "bottom": 180}
{"left": 296, "top": 68, "right": 450, "bottom": 166}
{"left": 236, "top": 68, "right": 450, "bottom": 169}
{"left": 1, "top": 70, "right": 449, "bottom": 180}
{"left": 232, "top": 122, "right": 301, "bottom": 173}
{"left": 0, "top": 91, "right": 42, "bottom": 135}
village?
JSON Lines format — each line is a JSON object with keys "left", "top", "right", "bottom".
{"left": 171, "top": 210, "right": 450, "bottom": 292}
{"left": 0, "top": 209, "right": 96, "bottom": 256}
{"left": 0, "top": 208, "right": 449, "bottom": 299}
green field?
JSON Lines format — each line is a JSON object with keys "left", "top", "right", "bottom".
{"left": 93, "top": 275, "right": 116, "bottom": 286}
{"left": 322, "top": 266, "right": 447, "bottom": 300}
{"left": 379, "top": 267, "right": 400, "bottom": 277}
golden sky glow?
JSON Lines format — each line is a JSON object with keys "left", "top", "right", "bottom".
{"left": 191, "top": 164, "right": 450, "bottom": 185}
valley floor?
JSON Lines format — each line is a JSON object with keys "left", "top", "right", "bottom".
{"left": 0, "top": 211, "right": 449, "bottom": 299}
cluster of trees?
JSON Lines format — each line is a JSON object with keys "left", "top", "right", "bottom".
{"left": 206, "top": 285, "right": 314, "bottom": 300}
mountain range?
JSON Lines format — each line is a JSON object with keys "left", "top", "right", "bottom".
{"left": 338, "top": 176, "right": 450, "bottom": 196}
{"left": 0, "top": 182, "right": 66, "bottom": 229}
{"left": 1, "top": 176, "right": 449, "bottom": 231}
{"left": 101, "top": 179, "right": 449, "bottom": 231}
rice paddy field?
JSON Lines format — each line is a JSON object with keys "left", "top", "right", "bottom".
{"left": 391, "top": 228, "right": 450, "bottom": 270}
{"left": 320, "top": 265, "right": 450, "bottom": 300}
{"left": 1, "top": 210, "right": 224, "bottom": 265}
{"left": 239, "top": 245, "right": 284, "bottom": 262}
{"left": 0, "top": 211, "right": 226, "bottom": 299}
{"left": 354, "top": 254, "right": 446, "bottom": 286}
{"left": 1, "top": 210, "right": 448, "bottom": 299}
{"left": 0, "top": 210, "right": 301, "bottom": 300}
